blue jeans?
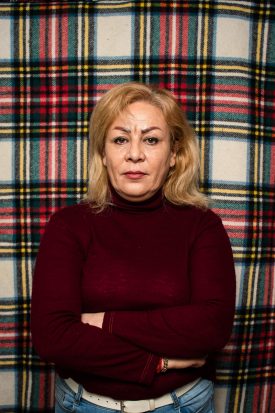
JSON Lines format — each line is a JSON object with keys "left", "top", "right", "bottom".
{"left": 55, "top": 375, "right": 215, "bottom": 413}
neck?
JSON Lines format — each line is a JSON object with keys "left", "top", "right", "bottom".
{"left": 109, "top": 186, "right": 165, "bottom": 213}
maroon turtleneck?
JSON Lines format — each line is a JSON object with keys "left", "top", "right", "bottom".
{"left": 31, "top": 189, "right": 235, "bottom": 400}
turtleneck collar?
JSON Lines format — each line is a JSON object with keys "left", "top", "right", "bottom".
{"left": 109, "top": 186, "right": 165, "bottom": 213}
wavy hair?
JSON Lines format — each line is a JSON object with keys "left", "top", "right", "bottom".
{"left": 85, "top": 82, "right": 208, "bottom": 210}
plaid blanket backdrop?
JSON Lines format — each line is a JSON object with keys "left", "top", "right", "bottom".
{"left": 0, "top": 1, "right": 274, "bottom": 412}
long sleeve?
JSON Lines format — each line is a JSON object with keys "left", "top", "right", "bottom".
{"left": 102, "top": 210, "right": 236, "bottom": 358}
{"left": 31, "top": 208, "right": 159, "bottom": 385}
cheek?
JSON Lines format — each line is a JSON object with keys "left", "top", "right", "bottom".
{"left": 102, "top": 151, "right": 116, "bottom": 169}
{"left": 150, "top": 161, "right": 171, "bottom": 184}
{"left": 103, "top": 155, "right": 121, "bottom": 180}
{"left": 103, "top": 146, "right": 125, "bottom": 168}
{"left": 152, "top": 152, "right": 174, "bottom": 172}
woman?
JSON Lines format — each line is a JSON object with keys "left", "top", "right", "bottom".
{"left": 31, "top": 82, "right": 236, "bottom": 413}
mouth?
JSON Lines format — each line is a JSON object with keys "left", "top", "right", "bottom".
{"left": 123, "top": 171, "right": 147, "bottom": 179}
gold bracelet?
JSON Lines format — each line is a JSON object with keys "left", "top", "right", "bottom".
{"left": 161, "top": 358, "right": 169, "bottom": 373}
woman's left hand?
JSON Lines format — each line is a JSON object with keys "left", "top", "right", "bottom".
{"left": 81, "top": 312, "right": 105, "bottom": 329}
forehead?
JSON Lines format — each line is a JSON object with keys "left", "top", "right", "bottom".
{"left": 110, "top": 101, "right": 167, "bottom": 128}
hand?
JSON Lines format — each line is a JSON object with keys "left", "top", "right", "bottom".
{"left": 166, "top": 357, "right": 206, "bottom": 369}
{"left": 81, "top": 312, "right": 105, "bottom": 329}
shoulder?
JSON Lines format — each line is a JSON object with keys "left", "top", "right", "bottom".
{"left": 187, "top": 206, "right": 231, "bottom": 247}
{"left": 165, "top": 202, "right": 228, "bottom": 243}
{"left": 45, "top": 201, "right": 94, "bottom": 229}
{"left": 49, "top": 201, "right": 93, "bottom": 224}
{"left": 165, "top": 202, "right": 222, "bottom": 226}
{"left": 38, "top": 201, "right": 97, "bottom": 251}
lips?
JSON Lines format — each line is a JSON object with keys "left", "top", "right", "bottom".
{"left": 124, "top": 171, "right": 147, "bottom": 179}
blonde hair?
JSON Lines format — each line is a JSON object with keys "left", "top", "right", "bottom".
{"left": 85, "top": 82, "right": 208, "bottom": 210}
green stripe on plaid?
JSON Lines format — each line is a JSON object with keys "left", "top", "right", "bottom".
{"left": 0, "top": 1, "right": 274, "bottom": 412}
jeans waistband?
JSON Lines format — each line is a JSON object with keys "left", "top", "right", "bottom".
{"left": 64, "top": 377, "right": 201, "bottom": 413}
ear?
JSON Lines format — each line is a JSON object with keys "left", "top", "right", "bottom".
{"left": 169, "top": 143, "right": 177, "bottom": 167}
{"left": 169, "top": 151, "right": 176, "bottom": 168}
{"left": 102, "top": 150, "right": 107, "bottom": 166}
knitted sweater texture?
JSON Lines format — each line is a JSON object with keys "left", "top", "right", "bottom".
{"left": 31, "top": 190, "right": 236, "bottom": 400}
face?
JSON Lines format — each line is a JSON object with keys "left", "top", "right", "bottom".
{"left": 103, "top": 101, "right": 176, "bottom": 202}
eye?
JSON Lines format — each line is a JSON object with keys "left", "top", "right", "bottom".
{"left": 113, "top": 137, "right": 128, "bottom": 144}
{"left": 145, "top": 137, "right": 159, "bottom": 145}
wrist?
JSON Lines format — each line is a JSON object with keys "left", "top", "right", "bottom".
{"left": 160, "top": 358, "right": 169, "bottom": 373}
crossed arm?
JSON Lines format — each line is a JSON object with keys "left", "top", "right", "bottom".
{"left": 81, "top": 312, "right": 206, "bottom": 370}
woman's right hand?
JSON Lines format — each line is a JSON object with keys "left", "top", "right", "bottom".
{"left": 167, "top": 357, "right": 206, "bottom": 369}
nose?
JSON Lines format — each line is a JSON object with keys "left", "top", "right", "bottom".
{"left": 125, "top": 140, "right": 145, "bottom": 162}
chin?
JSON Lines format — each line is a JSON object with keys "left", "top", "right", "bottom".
{"left": 119, "top": 188, "right": 156, "bottom": 202}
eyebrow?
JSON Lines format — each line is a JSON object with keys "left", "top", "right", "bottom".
{"left": 113, "top": 126, "right": 162, "bottom": 133}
